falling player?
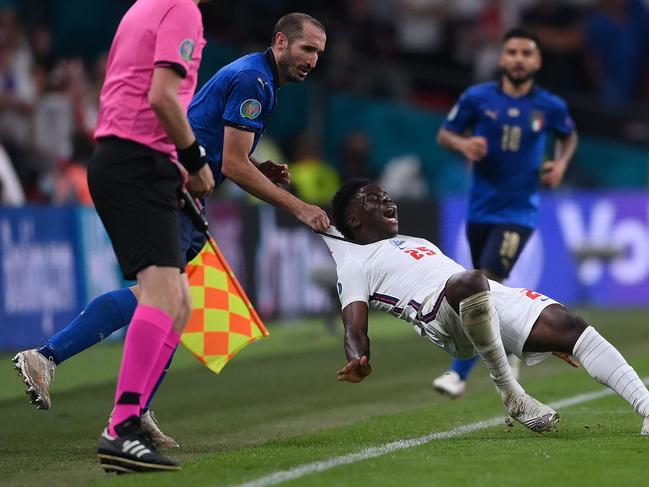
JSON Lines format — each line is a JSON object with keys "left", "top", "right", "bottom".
{"left": 325, "top": 179, "right": 649, "bottom": 435}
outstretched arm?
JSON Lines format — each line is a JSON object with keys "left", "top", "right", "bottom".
{"left": 336, "top": 301, "right": 372, "bottom": 383}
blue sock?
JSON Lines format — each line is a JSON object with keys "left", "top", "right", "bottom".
{"left": 450, "top": 356, "right": 480, "bottom": 381}
{"left": 37, "top": 288, "right": 137, "bottom": 364}
{"left": 142, "top": 350, "right": 176, "bottom": 413}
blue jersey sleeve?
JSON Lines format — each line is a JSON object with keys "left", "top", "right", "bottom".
{"left": 548, "top": 96, "right": 575, "bottom": 136}
{"left": 443, "top": 89, "right": 479, "bottom": 133}
{"left": 222, "top": 70, "right": 269, "bottom": 133}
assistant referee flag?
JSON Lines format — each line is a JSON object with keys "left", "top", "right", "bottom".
{"left": 181, "top": 241, "right": 268, "bottom": 373}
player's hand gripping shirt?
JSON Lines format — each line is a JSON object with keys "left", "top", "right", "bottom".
{"left": 443, "top": 81, "right": 575, "bottom": 228}
{"left": 95, "top": 0, "right": 205, "bottom": 158}
{"left": 188, "top": 49, "right": 279, "bottom": 186}
{"left": 323, "top": 232, "right": 465, "bottom": 329}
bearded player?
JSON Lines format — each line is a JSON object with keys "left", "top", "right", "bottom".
{"left": 324, "top": 179, "right": 649, "bottom": 435}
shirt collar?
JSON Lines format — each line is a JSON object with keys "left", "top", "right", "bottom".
{"left": 264, "top": 48, "right": 280, "bottom": 89}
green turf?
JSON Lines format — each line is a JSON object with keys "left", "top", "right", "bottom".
{"left": 1, "top": 309, "right": 648, "bottom": 487}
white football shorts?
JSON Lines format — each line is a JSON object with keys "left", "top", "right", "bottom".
{"left": 419, "top": 280, "right": 558, "bottom": 366}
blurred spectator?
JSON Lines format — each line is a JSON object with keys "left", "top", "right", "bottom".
{"left": 33, "top": 61, "right": 75, "bottom": 163}
{"left": 288, "top": 132, "right": 340, "bottom": 205}
{"left": 0, "top": 142, "right": 25, "bottom": 205}
{"left": 522, "top": 0, "right": 587, "bottom": 94}
{"left": 75, "top": 53, "right": 106, "bottom": 138}
{"left": 584, "top": 0, "right": 649, "bottom": 107}
{"left": 327, "top": 22, "right": 411, "bottom": 101}
{"left": 0, "top": 7, "right": 36, "bottom": 167}
{"left": 379, "top": 154, "right": 428, "bottom": 200}
{"left": 339, "top": 131, "right": 372, "bottom": 181}
{"left": 396, "top": 0, "right": 448, "bottom": 60}
{"left": 29, "top": 24, "right": 54, "bottom": 70}
{"left": 53, "top": 132, "right": 94, "bottom": 206}
{"left": 361, "top": 23, "right": 412, "bottom": 101}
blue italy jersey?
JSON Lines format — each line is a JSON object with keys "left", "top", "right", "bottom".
{"left": 443, "top": 81, "right": 574, "bottom": 228}
{"left": 188, "top": 49, "right": 279, "bottom": 186}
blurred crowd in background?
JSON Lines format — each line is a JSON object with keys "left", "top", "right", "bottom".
{"left": 1, "top": 0, "right": 649, "bottom": 206}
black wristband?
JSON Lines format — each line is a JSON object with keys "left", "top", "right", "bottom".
{"left": 177, "top": 140, "right": 206, "bottom": 173}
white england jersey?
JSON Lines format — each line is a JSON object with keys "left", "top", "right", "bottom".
{"left": 321, "top": 230, "right": 558, "bottom": 365}
{"left": 322, "top": 231, "right": 465, "bottom": 328}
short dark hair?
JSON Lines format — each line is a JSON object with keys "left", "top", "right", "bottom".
{"left": 272, "top": 12, "right": 325, "bottom": 45}
{"left": 331, "top": 178, "right": 371, "bottom": 240}
{"left": 503, "top": 27, "right": 541, "bottom": 52}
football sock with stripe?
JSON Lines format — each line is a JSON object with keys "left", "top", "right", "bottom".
{"left": 573, "top": 326, "right": 649, "bottom": 417}
{"left": 37, "top": 288, "right": 137, "bottom": 364}
{"left": 459, "top": 291, "right": 525, "bottom": 400}
{"left": 109, "top": 305, "right": 173, "bottom": 436}
{"left": 141, "top": 330, "right": 180, "bottom": 412}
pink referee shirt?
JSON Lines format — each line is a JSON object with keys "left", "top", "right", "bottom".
{"left": 94, "top": 0, "right": 205, "bottom": 158}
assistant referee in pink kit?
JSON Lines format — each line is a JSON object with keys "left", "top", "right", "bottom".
{"left": 89, "top": 0, "right": 214, "bottom": 474}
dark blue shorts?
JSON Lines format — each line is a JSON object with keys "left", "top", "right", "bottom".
{"left": 466, "top": 222, "right": 534, "bottom": 280}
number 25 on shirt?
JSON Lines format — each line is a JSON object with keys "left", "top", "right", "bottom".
{"left": 403, "top": 246, "right": 436, "bottom": 261}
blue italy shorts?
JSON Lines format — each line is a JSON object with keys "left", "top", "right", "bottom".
{"left": 466, "top": 222, "right": 534, "bottom": 280}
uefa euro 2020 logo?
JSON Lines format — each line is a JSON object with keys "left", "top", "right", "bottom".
{"left": 240, "top": 99, "right": 262, "bottom": 120}
{"left": 179, "top": 39, "right": 195, "bottom": 62}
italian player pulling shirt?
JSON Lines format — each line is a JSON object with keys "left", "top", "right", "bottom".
{"left": 188, "top": 49, "right": 280, "bottom": 186}
{"left": 94, "top": 0, "right": 205, "bottom": 158}
{"left": 443, "top": 81, "right": 575, "bottom": 229}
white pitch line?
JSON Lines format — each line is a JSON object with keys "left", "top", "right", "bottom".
{"left": 231, "top": 377, "right": 649, "bottom": 487}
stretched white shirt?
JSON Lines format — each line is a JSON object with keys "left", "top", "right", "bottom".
{"left": 322, "top": 231, "right": 465, "bottom": 327}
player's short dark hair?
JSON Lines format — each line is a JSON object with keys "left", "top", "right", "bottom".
{"left": 332, "top": 178, "right": 371, "bottom": 240}
{"left": 272, "top": 12, "right": 325, "bottom": 45}
{"left": 503, "top": 27, "right": 542, "bottom": 52}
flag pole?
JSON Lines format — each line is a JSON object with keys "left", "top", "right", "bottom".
{"left": 181, "top": 190, "right": 267, "bottom": 334}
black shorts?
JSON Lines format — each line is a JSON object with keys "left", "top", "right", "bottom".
{"left": 466, "top": 222, "right": 534, "bottom": 280}
{"left": 88, "top": 137, "right": 184, "bottom": 280}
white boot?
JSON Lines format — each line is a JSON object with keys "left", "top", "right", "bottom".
{"left": 432, "top": 371, "right": 466, "bottom": 398}
{"left": 13, "top": 349, "right": 56, "bottom": 410}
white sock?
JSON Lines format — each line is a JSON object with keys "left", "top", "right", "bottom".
{"left": 459, "top": 291, "right": 524, "bottom": 400}
{"left": 573, "top": 326, "right": 649, "bottom": 417}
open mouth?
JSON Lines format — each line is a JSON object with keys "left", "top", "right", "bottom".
{"left": 298, "top": 67, "right": 310, "bottom": 76}
{"left": 383, "top": 206, "right": 398, "bottom": 223}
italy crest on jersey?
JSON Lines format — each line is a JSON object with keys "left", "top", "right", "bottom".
{"left": 530, "top": 111, "right": 544, "bottom": 132}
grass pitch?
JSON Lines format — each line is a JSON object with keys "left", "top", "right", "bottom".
{"left": 1, "top": 309, "right": 648, "bottom": 487}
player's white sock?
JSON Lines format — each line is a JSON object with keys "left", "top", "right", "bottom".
{"left": 459, "top": 291, "right": 524, "bottom": 400}
{"left": 573, "top": 326, "right": 649, "bottom": 417}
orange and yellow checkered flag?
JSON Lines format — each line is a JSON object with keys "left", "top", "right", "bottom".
{"left": 181, "top": 240, "right": 268, "bottom": 374}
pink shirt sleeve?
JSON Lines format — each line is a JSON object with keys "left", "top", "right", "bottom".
{"left": 153, "top": 2, "right": 202, "bottom": 78}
